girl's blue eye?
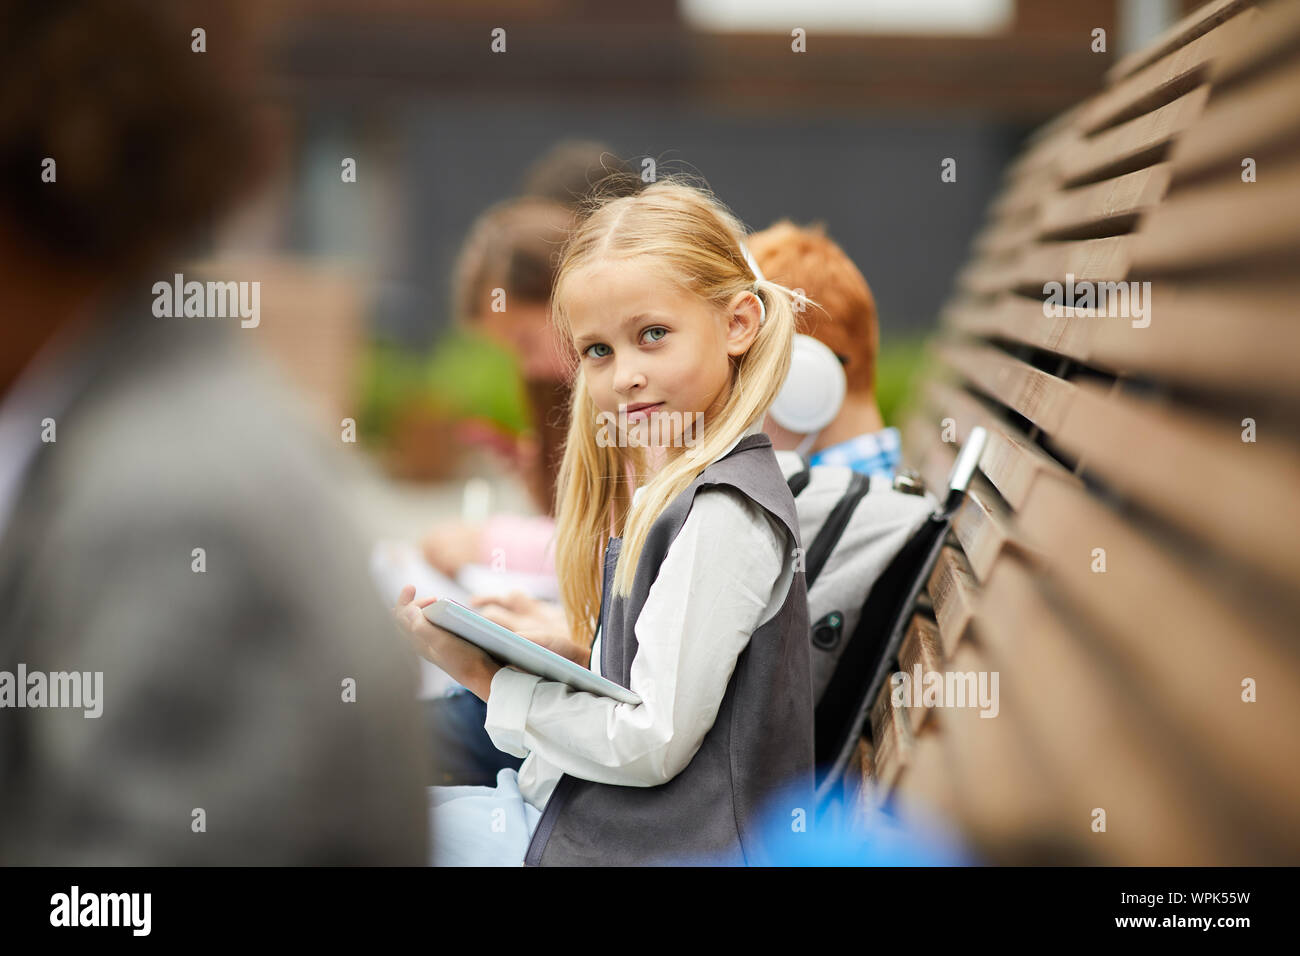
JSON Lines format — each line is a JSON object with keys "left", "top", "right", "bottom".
{"left": 584, "top": 343, "right": 611, "bottom": 359}
{"left": 642, "top": 327, "right": 667, "bottom": 343}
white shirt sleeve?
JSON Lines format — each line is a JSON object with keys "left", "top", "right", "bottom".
{"left": 483, "top": 485, "right": 794, "bottom": 787}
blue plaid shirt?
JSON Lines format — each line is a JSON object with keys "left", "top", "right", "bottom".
{"left": 808, "top": 426, "right": 902, "bottom": 479}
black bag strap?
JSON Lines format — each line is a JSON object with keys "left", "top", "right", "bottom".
{"left": 812, "top": 428, "right": 987, "bottom": 809}
{"left": 804, "top": 472, "right": 871, "bottom": 590}
{"left": 813, "top": 512, "right": 950, "bottom": 801}
{"left": 786, "top": 466, "right": 811, "bottom": 497}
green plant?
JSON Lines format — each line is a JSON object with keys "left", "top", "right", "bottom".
{"left": 874, "top": 335, "right": 930, "bottom": 427}
{"left": 357, "top": 329, "right": 532, "bottom": 445}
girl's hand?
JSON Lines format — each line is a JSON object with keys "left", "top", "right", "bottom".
{"left": 469, "top": 591, "right": 591, "bottom": 669}
{"left": 392, "top": 585, "right": 501, "bottom": 701}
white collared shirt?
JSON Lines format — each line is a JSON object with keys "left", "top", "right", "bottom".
{"left": 484, "top": 417, "right": 796, "bottom": 811}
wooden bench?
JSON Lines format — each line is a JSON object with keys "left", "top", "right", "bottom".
{"left": 863, "top": 0, "right": 1300, "bottom": 864}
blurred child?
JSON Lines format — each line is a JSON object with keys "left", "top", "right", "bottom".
{"left": 519, "top": 137, "right": 637, "bottom": 210}
{"left": 420, "top": 144, "right": 637, "bottom": 579}
{"left": 748, "top": 220, "right": 901, "bottom": 478}
{"left": 419, "top": 150, "right": 635, "bottom": 787}
{"left": 394, "top": 178, "right": 813, "bottom": 865}
{"left": 747, "top": 221, "right": 932, "bottom": 705}
{"left": 421, "top": 195, "right": 575, "bottom": 579}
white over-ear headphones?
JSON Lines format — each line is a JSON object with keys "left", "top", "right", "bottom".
{"left": 742, "top": 238, "right": 845, "bottom": 457}
{"left": 769, "top": 335, "right": 846, "bottom": 458}
{"left": 748, "top": 238, "right": 847, "bottom": 455}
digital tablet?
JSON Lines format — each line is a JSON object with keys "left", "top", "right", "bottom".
{"left": 423, "top": 599, "right": 642, "bottom": 705}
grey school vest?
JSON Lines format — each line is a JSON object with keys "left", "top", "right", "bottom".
{"left": 523, "top": 432, "right": 814, "bottom": 866}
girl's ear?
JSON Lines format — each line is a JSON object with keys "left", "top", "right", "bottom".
{"left": 724, "top": 290, "right": 763, "bottom": 358}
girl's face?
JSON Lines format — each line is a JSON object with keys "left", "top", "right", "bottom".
{"left": 564, "top": 255, "right": 763, "bottom": 452}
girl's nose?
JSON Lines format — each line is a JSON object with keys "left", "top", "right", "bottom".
{"left": 613, "top": 361, "right": 647, "bottom": 394}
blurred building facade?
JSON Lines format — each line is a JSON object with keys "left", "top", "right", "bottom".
{"left": 220, "top": 0, "right": 1199, "bottom": 349}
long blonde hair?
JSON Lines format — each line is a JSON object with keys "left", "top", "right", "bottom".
{"left": 549, "top": 178, "right": 798, "bottom": 645}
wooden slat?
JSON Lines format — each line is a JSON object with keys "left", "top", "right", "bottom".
{"left": 1016, "top": 472, "right": 1300, "bottom": 848}
{"left": 937, "top": 340, "right": 1078, "bottom": 435}
{"left": 989, "top": 164, "right": 1061, "bottom": 219}
{"left": 843, "top": 737, "right": 875, "bottom": 822}
{"left": 906, "top": 636, "right": 1073, "bottom": 862}
{"left": 900, "top": 411, "right": 955, "bottom": 502}
{"left": 974, "top": 556, "right": 1280, "bottom": 863}
{"left": 897, "top": 613, "right": 945, "bottom": 735}
{"left": 1037, "top": 164, "right": 1172, "bottom": 239}
{"left": 869, "top": 675, "right": 913, "bottom": 791}
{"left": 941, "top": 296, "right": 1009, "bottom": 339}
{"left": 1104, "top": 0, "right": 1256, "bottom": 84}
{"left": 1167, "top": 52, "right": 1300, "bottom": 181}
{"left": 1024, "top": 100, "right": 1085, "bottom": 146}
{"left": 899, "top": 407, "right": 935, "bottom": 467}
{"left": 926, "top": 545, "right": 979, "bottom": 658}
{"left": 973, "top": 202, "right": 1037, "bottom": 247}
{"left": 957, "top": 255, "right": 1025, "bottom": 297}
{"left": 944, "top": 294, "right": 1112, "bottom": 365}
{"left": 1060, "top": 85, "right": 1210, "bottom": 186}
{"left": 906, "top": 416, "right": 1038, "bottom": 593}
{"left": 1055, "top": 380, "right": 1300, "bottom": 588}
{"left": 1087, "top": 277, "right": 1300, "bottom": 398}
{"left": 922, "top": 379, "right": 1078, "bottom": 511}
{"left": 1081, "top": 13, "right": 1252, "bottom": 134}
{"left": 947, "top": 281, "right": 1300, "bottom": 400}
{"left": 978, "top": 418, "right": 1076, "bottom": 512}
{"left": 920, "top": 377, "right": 997, "bottom": 436}
{"left": 888, "top": 720, "right": 960, "bottom": 823}
{"left": 1003, "top": 125, "right": 1083, "bottom": 185}
{"left": 952, "top": 260, "right": 988, "bottom": 298}
{"left": 959, "top": 235, "right": 1133, "bottom": 298}
{"left": 1129, "top": 155, "right": 1300, "bottom": 271}
{"left": 951, "top": 474, "right": 1015, "bottom": 582}
{"left": 974, "top": 216, "right": 1042, "bottom": 258}
{"left": 1014, "top": 235, "right": 1132, "bottom": 288}
{"left": 1199, "top": 0, "right": 1300, "bottom": 87}
{"left": 918, "top": 437, "right": 954, "bottom": 510}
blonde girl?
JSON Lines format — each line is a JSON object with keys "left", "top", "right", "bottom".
{"left": 396, "top": 177, "right": 813, "bottom": 866}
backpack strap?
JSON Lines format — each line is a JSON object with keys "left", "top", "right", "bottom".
{"left": 813, "top": 510, "right": 950, "bottom": 803}
{"left": 786, "top": 465, "right": 812, "bottom": 497}
{"left": 804, "top": 471, "right": 871, "bottom": 590}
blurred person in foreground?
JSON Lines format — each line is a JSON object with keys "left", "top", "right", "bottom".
{"left": 0, "top": 0, "right": 426, "bottom": 863}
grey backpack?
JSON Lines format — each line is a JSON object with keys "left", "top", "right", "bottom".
{"left": 778, "top": 430, "right": 988, "bottom": 808}
{"left": 774, "top": 450, "right": 934, "bottom": 704}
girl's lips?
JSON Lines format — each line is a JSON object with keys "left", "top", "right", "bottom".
{"left": 625, "top": 402, "right": 663, "bottom": 420}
